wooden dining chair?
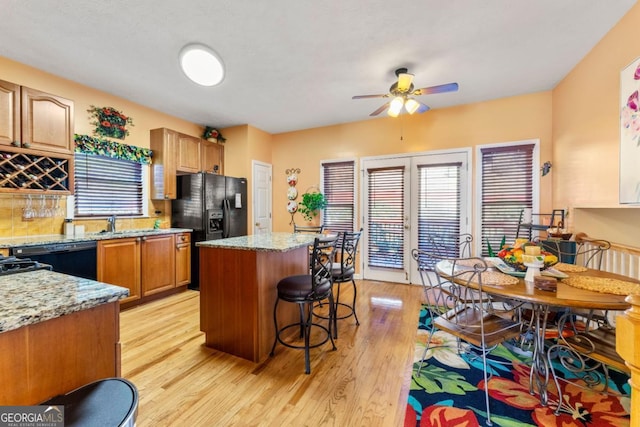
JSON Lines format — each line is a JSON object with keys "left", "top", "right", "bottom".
{"left": 411, "top": 249, "right": 522, "bottom": 426}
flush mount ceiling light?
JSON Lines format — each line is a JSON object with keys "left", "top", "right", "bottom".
{"left": 179, "top": 44, "right": 225, "bottom": 87}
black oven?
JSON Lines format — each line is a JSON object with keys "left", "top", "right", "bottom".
{"left": 11, "top": 241, "right": 97, "bottom": 280}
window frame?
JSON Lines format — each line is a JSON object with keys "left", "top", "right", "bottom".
{"left": 474, "top": 139, "right": 540, "bottom": 256}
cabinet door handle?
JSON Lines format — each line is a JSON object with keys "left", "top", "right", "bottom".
{"left": 11, "top": 141, "right": 19, "bottom": 147}
{"left": 22, "top": 142, "right": 31, "bottom": 148}
{"left": 142, "top": 236, "right": 147, "bottom": 242}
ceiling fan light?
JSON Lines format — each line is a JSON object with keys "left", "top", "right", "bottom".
{"left": 397, "top": 73, "right": 414, "bottom": 92}
{"left": 404, "top": 98, "right": 420, "bottom": 114}
{"left": 179, "top": 44, "right": 225, "bottom": 86}
{"left": 388, "top": 97, "right": 404, "bottom": 117}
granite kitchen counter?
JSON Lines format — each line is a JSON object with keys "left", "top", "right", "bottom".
{"left": 196, "top": 232, "right": 323, "bottom": 252}
{"left": 0, "top": 228, "right": 192, "bottom": 249}
{"left": 0, "top": 270, "right": 129, "bottom": 333}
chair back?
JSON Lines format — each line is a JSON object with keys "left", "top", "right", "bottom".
{"left": 310, "top": 235, "right": 338, "bottom": 298}
{"left": 294, "top": 224, "right": 325, "bottom": 234}
{"left": 418, "top": 233, "right": 473, "bottom": 261}
{"left": 334, "top": 229, "right": 363, "bottom": 279}
{"left": 539, "top": 235, "right": 610, "bottom": 270}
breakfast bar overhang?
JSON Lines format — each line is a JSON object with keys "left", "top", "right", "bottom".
{"left": 197, "top": 233, "right": 317, "bottom": 363}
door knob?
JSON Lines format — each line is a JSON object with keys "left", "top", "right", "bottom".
{"left": 255, "top": 222, "right": 260, "bottom": 226}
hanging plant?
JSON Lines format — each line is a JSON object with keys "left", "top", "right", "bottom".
{"left": 298, "top": 191, "right": 327, "bottom": 221}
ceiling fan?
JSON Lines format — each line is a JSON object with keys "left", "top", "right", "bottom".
{"left": 352, "top": 68, "right": 458, "bottom": 117}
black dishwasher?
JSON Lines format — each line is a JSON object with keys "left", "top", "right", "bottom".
{"left": 11, "top": 241, "right": 98, "bottom": 280}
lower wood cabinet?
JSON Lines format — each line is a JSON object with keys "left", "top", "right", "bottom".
{"left": 141, "top": 233, "right": 176, "bottom": 296}
{"left": 175, "top": 232, "right": 191, "bottom": 287}
{"left": 97, "top": 237, "right": 141, "bottom": 304}
{"left": 97, "top": 232, "right": 191, "bottom": 307}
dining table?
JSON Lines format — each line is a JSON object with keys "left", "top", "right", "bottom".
{"left": 435, "top": 258, "right": 637, "bottom": 406}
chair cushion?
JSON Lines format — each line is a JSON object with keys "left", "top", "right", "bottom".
{"left": 331, "top": 265, "right": 354, "bottom": 282}
{"left": 277, "top": 274, "right": 332, "bottom": 301}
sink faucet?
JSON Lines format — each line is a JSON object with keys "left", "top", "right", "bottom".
{"left": 107, "top": 215, "right": 117, "bottom": 233}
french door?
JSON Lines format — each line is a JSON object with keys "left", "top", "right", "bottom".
{"left": 362, "top": 150, "right": 470, "bottom": 284}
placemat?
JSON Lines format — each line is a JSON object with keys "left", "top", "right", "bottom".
{"left": 459, "top": 270, "right": 519, "bottom": 286}
{"left": 563, "top": 275, "right": 640, "bottom": 296}
{"left": 554, "top": 262, "right": 588, "bottom": 273}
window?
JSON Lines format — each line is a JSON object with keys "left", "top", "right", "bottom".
{"left": 321, "top": 160, "right": 356, "bottom": 233}
{"left": 479, "top": 143, "right": 535, "bottom": 256}
{"left": 74, "top": 153, "right": 144, "bottom": 217}
{"left": 417, "top": 162, "right": 462, "bottom": 258}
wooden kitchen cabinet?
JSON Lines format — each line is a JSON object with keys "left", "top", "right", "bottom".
{"left": 177, "top": 133, "right": 201, "bottom": 173}
{"left": 201, "top": 139, "right": 224, "bottom": 175}
{"left": 98, "top": 237, "right": 141, "bottom": 305}
{"left": 141, "top": 233, "right": 176, "bottom": 296}
{"left": 0, "top": 79, "right": 74, "bottom": 155}
{"left": 150, "top": 128, "right": 177, "bottom": 200}
{"left": 175, "top": 232, "right": 191, "bottom": 287}
{"left": 98, "top": 232, "right": 189, "bottom": 308}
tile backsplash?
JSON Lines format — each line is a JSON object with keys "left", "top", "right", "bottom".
{"left": 0, "top": 195, "right": 171, "bottom": 238}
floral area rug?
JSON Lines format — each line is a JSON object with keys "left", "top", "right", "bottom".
{"left": 405, "top": 305, "right": 631, "bottom": 426}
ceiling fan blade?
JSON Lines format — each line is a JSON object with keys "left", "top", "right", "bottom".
{"left": 369, "top": 102, "right": 390, "bottom": 116}
{"left": 412, "top": 82, "right": 459, "bottom": 96}
{"left": 397, "top": 72, "right": 414, "bottom": 92}
{"left": 352, "top": 93, "right": 389, "bottom": 99}
{"left": 416, "top": 102, "right": 430, "bottom": 113}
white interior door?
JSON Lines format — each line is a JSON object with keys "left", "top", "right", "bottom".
{"left": 409, "top": 151, "right": 470, "bottom": 284}
{"left": 252, "top": 161, "right": 272, "bottom": 235}
{"left": 362, "top": 150, "right": 470, "bottom": 284}
{"left": 362, "top": 158, "right": 411, "bottom": 283}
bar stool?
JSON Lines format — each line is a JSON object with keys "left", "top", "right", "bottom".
{"left": 41, "top": 378, "right": 138, "bottom": 427}
{"left": 270, "top": 234, "right": 338, "bottom": 374}
{"left": 328, "top": 229, "right": 363, "bottom": 338}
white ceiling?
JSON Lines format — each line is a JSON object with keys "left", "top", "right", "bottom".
{"left": 1, "top": 0, "right": 636, "bottom": 135}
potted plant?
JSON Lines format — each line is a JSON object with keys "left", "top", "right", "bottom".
{"left": 298, "top": 191, "right": 327, "bottom": 221}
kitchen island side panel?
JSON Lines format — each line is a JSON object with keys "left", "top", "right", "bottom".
{"left": 199, "top": 245, "right": 307, "bottom": 362}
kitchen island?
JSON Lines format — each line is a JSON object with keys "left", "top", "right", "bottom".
{"left": 197, "top": 232, "right": 317, "bottom": 362}
{"left": 0, "top": 270, "right": 129, "bottom": 405}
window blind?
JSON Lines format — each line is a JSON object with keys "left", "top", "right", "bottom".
{"left": 367, "top": 166, "right": 404, "bottom": 269}
{"left": 322, "top": 161, "right": 355, "bottom": 234}
{"left": 417, "top": 163, "right": 462, "bottom": 257}
{"left": 74, "top": 153, "right": 144, "bottom": 217}
{"left": 480, "top": 144, "right": 534, "bottom": 255}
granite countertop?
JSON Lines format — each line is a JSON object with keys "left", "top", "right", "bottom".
{"left": 0, "top": 270, "right": 129, "bottom": 333}
{"left": 196, "top": 232, "right": 322, "bottom": 252}
{"left": 0, "top": 228, "right": 192, "bottom": 249}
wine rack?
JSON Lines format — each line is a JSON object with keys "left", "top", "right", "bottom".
{"left": 0, "top": 149, "right": 72, "bottom": 194}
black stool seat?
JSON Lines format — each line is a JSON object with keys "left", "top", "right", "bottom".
{"left": 42, "top": 378, "right": 138, "bottom": 427}
{"left": 277, "top": 274, "right": 332, "bottom": 301}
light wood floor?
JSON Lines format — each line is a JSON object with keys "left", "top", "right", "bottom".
{"left": 119, "top": 280, "right": 422, "bottom": 426}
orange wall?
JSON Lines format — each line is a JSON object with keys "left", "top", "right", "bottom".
{"left": 272, "top": 92, "right": 553, "bottom": 232}
{"left": 553, "top": 2, "right": 640, "bottom": 245}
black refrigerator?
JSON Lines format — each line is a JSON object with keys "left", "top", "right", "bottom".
{"left": 171, "top": 173, "right": 248, "bottom": 289}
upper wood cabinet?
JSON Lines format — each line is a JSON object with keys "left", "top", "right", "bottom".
{"left": 201, "top": 139, "right": 224, "bottom": 175}
{"left": 0, "top": 79, "right": 74, "bottom": 155}
{"left": 150, "top": 128, "right": 178, "bottom": 200}
{"left": 177, "top": 133, "right": 201, "bottom": 173}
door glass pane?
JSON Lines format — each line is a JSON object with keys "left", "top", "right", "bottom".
{"left": 417, "top": 163, "right": 462, "bottom": 257}
{"left": 367, "top": 167, "right": 404, "bottom": 269}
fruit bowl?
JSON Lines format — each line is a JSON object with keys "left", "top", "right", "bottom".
{"left": 497, "top": 244, "right": 558, "bottom": 272}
